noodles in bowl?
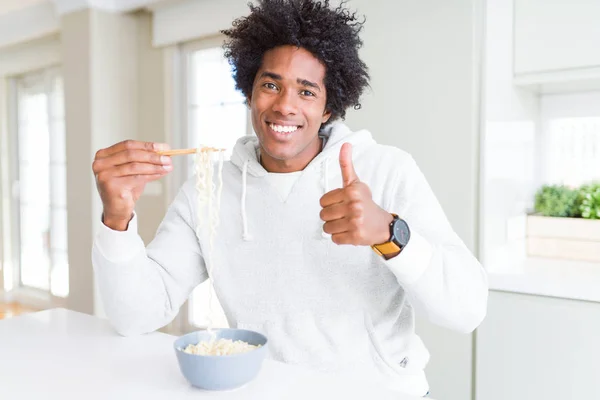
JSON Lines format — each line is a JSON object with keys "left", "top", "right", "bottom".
{"left": 183, "top": 338, "right": 261, "bottom": 356}
{"left": 174, "top": 328, "right": 268, "bottom": 390}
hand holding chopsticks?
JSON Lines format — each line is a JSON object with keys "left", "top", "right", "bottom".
{"left": 92, "top": 140, "right": 225, "bottom": 232}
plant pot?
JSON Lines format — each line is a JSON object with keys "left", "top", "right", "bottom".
{"left": 527, "top": 215, "right": 600, "bottom": 262}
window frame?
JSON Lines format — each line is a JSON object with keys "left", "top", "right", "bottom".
{"left": 180, "top": 35, "right": 253, "bottom": 151}
{"left": 2, "top": 66, "right": 67, "bottom": 310}
{"left": 0, "top": 35, "right": 63, "bottom": 309}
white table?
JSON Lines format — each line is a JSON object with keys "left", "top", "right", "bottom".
{"left": 0, "top": 308, "right": 427, "bottom": 399}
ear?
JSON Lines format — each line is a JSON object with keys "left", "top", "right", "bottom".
{"left": 322, "top": 109, "right": 332, "bottom": 124}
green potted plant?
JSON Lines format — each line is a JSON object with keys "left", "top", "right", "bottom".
{"left": 579, "top": 183, "right": 600, "bottom": 219}
{"left": 527, "top": 184, "right": 600, "bottom": 262}
{"left": 533, "top": 185, "right": 580, "bottom": 217}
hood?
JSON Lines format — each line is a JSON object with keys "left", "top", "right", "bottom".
{"left": 228, "top": 121, "right": 375, "bottom": 242}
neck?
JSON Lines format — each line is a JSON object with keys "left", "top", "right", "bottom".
{"left": 260, "top": 137, "right": 323, "bottom": 173}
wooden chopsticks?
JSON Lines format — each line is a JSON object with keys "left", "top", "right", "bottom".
{"left": 156, "top": 147, "right": 225, "bottom": 156}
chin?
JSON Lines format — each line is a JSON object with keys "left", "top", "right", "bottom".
{"left": 263, "top": 147, "right": 296, "bottom": 161}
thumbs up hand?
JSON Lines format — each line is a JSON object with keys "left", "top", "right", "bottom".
{"left": 319, "top": 143, "right": 394, "bottom": 246}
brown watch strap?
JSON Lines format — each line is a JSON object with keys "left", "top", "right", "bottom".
{"left": 371, "top": 241, "right": 401, "bottom": 257}
{"left": 371, "top": 213, "right": 402, "bottom": 259}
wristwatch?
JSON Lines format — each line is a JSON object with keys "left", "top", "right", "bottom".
{"left": 371, "top": 214, "right": 411, "bottom": 260}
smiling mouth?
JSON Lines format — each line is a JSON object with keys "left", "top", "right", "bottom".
{"left": 268, "top": 122, "right": 301, "bottom": 134}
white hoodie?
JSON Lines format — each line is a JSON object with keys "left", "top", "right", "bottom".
{"left": 92, "top": 122, "right": 488, "bottom": 397}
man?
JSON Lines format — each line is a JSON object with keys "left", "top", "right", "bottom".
{"left": 91, "top": 0, "right": 488, "bottom": 396}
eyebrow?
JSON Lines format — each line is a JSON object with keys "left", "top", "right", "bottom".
{"left": 259, "top": 71, "right": 322, "bottom": 92}
{"left": 298, "top": 78, "right": 321, "bottom": 92}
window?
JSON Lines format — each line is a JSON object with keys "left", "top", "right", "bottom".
{"left": 3, "top": 67, "right": 68, "bottom": 299}
{"left": 180, "top": 37, "right": 250, "bottom": 330}
{"left": 186, "top": 46, "right": 248, "bottom": 163}
{"left": 481, "top": 91, "right": 600, "bottom": 274}
{"left": 541, "top": 117, "right": 600, "bottom": 188}
{"left": 539, "top": 92, "right": 600, "bottom": 189}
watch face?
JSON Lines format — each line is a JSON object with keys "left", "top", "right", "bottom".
{"left": 392, "top": 218, "right": 410, "bottom": 247}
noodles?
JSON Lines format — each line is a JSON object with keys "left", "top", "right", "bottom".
{"left": 194, "top": 147, "right": 224, "bottom": 339}
{"left": 192, "top": 147, "right": 257, "bottom": 355}
{"left": 182, "top": 338, "right": 260, "bottom": 356}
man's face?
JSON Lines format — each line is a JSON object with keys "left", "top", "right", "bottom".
{"left": 248, "top": 45, "right": 331, "bottom": 173}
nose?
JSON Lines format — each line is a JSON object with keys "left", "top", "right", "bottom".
{"left": 271, "top": 89, "right": 297, "bottom": 116}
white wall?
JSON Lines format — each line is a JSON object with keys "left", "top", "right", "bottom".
{"left": 0, "top": 34, "right": 61, "bottom": 76}
{"left": 0, "top": 0, "right": 47, "bottom": 15}
{"left": 0, "top": 1, "right": 58, "bottom": 49}
{"left": 152, "top": 0, "right": 250, "bottom": 46}
{"left": 540, "top": 91, "right": 600, "bottom": 120}
{"left": 477, "top": 291, "right": 600, "bottom": 400}
{"left": 344, "top": 1, "right": 484, "bottom": 399}
{"left": 347, "top": 0, "right": 481, "bottom": 252}
{"left": 61, "top": 9, "right": 95, "bottom": 314}
{"left": 480, "top": 0, "right": 539, "bottom": 273}
{"left": 134, "top": 11, "right": 169, "bottom": 245}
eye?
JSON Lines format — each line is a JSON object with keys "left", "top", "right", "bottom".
{"left": 263, "top": 82, "right": 278, "bottom": 90}
{"left": 300, "top": 90, "right": 316, "bottom": 97}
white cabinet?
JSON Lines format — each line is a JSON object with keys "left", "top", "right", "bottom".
{"left": 513, "top": 0, "right": 600, "bottom": 92}
{"left": 476, "top": 291, "right": 600, "bottom": 400}
{"left": 514, "top": 0, "right": 600, "bottom": 74}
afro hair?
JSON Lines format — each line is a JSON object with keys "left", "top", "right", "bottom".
{"left": 222, "top": 0, "right": 370, "bottom": 125}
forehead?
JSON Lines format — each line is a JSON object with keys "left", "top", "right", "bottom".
{"left": 258, "top": 45, "right": 326, "bottom": 83}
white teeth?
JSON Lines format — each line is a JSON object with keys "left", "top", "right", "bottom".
{"left": 270, "top": 123, "right": 298, "bottom": 133}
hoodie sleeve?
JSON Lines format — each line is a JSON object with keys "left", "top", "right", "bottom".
{"left": 92, "top": 185, "right": 208, "bottom": 336}
{"left": 382, "top": 156, "right": 488, "bottom": 334}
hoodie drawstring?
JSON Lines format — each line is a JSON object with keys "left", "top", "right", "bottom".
{"left": 241, "top": 160, "right": 253, "bottom": 241}
{"left": 321, "top": 157, "right": 332, "bottom": 240}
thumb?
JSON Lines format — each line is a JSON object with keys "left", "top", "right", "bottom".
{"left": 339, "top": 143, "right": 359, "bottom": 187}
